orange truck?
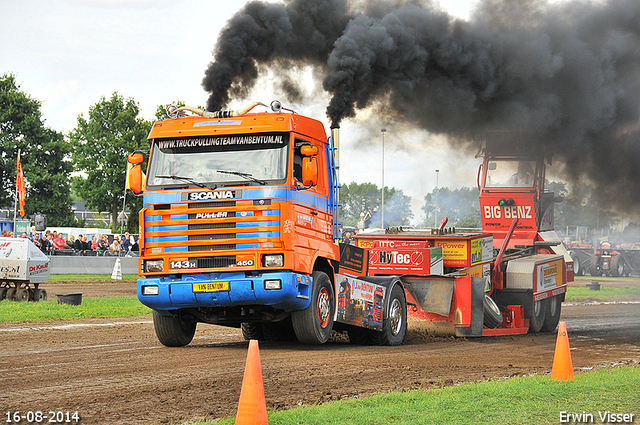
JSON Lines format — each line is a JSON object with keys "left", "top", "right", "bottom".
{"left": 128, "top": 102, "right": 407, "bottom": 346}
{"left": 128, "top": 102, "right": 569, "bottom": 346}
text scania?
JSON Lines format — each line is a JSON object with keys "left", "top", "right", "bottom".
{"left": 483, "top": 205, "right": 533, "bottom": 219}
{"left": 189, "top": 191, "right": 235, "bottom": 200}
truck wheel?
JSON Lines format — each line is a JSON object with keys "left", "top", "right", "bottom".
{"left": 527, "top": 299, "right": 547, "bottom": 333}
{"left": 540, "top": 295, "right": 562, "bottom": 332}
{"left": 241, "top": 323, "right": 264, "bottom": 341}
{"left": 0, "top": 287, "right": 7, "bottom": 301}
{"left": 33, "top": 288, "right": 47, "bottom": 301}
{"left": 291, "top": 271, "right": 334, "bottom": 344}
{"left": 483, "top": 295, "right": 503, "bottom": 329}
{"left": 263, "top": 317, "right": 298, "bottom": 342}
{"left": 14, "top": 288, "right": 30, "bottom": 302}
{"left": 589, "top": 255, "right": 601, "bottom": 276}
{"left": 153, "top": 310, "right": 196, "bottom": 347}
{"left": 369, "top": 284, "right": 407, "bottom": 346}
{"left": 610, "top": 255, "right": 624, "bottom": 277}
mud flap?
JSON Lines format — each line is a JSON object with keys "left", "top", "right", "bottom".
{"left": 334, "top": 274, "right": 399, "bottom": 331}
{"left": 455, "top": 277, "right": 485, "bottom": 337}
{"left": 400, "top": 275, "right": 455, "bottom": 316}
{"left": 400, "top": 275, "right": 485, "bottom": 337}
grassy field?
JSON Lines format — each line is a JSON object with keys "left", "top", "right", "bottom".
{"left": 203, "top": 366, "right": 639, "bottom": 425}
{"left": 0, "top": 297, "right": 151, "bottom": 322}
{"left": 565, "top": 283, "right": 640, "bottom": 301}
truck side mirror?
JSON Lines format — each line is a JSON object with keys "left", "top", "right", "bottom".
{"left": 302, "top": 157, "right": 318, "bottom": 187}
{"left": 127, "top": 153, "right": 144, "bottom": 194}
{"left": 300, "top": 145, "right": 318, "bottom": 157}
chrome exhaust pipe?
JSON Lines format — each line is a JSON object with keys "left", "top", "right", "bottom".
{"left": 171, "top": 102, "right": 267, "bottom": 118}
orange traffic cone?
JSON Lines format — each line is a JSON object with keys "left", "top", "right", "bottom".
{"left": 551, "top": 321, "right": 575, "bottom": 381}
{"left": 235, "top": 340, "right": 269, "bottom": 425}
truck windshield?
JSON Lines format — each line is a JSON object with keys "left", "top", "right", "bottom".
{"left": 485, "top": 160, "right": 536, "bottom": 188}
{"left": 146, "top": 133, "right": 289, "bottom": 188}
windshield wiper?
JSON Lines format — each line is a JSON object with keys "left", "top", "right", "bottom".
{"left": 156, "top": 175, "right": 217, "bottom": 190}
{"left": 217, "top": 170, "right": 267, "bottom": 185}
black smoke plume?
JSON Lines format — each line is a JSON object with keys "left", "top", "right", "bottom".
{"left": 203, "top": 0, "right": 640, "bottom": 208}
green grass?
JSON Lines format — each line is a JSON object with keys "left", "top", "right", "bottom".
{"left": 203, "top": 366, "right": 640, "bottom": 425}
{"left": 0, "top": 297, "right": 151, "bottom": 322}
{"left": 49, "top": 274, "right": 139, "bottom": 281}
{"left": 565, "top": 283, "right": 640, "bottom": 301}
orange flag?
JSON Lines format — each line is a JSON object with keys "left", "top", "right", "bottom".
{"left": 16, "top": 153, "right": 25, "bottom": 217}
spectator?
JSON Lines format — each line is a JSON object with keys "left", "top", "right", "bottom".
{"left": 53, "top": 234, "right": 66, "bottom": 250}
{"left": 1, "top": 230, "right": 7, "bottom": 237}
{"left": 42, "top": 234, "right": 54, "bottom": 254}
{"left": 91, "top": 236, "right": 98, "bottom": 251}
{"left": 67, "top": 235, "right": 75, "bottom": 250}
{"left": 122, "top": 232, "right": 132, "bottom": 253}
{"left": 82, "top": 236, "right": 91, "bottom": 254}
{"left": 97, "top": 235, "right": 109, "bottom": 255}
{"left": 109, "top": 236, "right": 121, "bottom": 255}
{"left": 19, "top": 232, "right": 27, "bottom": 238}
{"left": 33, "top": 233, "right": 43, "bottom": 251}
{"left": 74, "top": 234, "right": 86, "bottom": 255}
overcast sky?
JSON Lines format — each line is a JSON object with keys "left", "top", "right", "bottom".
{"left": 1, "top": 0, "right": 479, "bottom": 225}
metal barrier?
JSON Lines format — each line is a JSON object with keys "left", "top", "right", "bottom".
{"left": 49, "top": 256, "right": 139, "bottom": 275}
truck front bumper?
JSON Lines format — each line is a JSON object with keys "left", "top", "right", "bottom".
{"left": 137, "top": 271, "right": 312, "bottom": 312}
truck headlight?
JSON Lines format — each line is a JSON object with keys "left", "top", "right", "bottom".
{"left": 145, "top": 259, "right": 164, "bottom": 273}
{"left": 262, "top": 254, "right": 284, "bottom": 267}
{"left": 142, "top": 285, "right": 159, "bottom": 295}
{"left": 264, "top": 279, "right": 282, "bottom": 290}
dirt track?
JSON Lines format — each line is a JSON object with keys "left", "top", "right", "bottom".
{"left": 1, "top": 277, "right": 639, "bottom": 425}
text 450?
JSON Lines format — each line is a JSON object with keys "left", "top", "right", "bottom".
{"left": 6, "top": 411, "right": 80, "bottom": 423}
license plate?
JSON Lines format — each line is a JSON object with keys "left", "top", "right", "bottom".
{"left": 193, "top": 282, "right": 229, "bottom": 292}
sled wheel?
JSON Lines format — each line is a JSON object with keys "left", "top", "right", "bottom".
{"left": 14, "top": 288, "right": 30, "bottom": 302}
{"left": 541, "top": 295, "right": 562, "bottom": 333}
{"left": 292, "top": 271, "right": 334, "bottom": 344}
{"left": 241, "top": 323, "right": 264, "bottom": 341}
{"left": 483, "top": 294, "right": 503, "bottom": 329}
{"left": 370, "top": 284, "right": 407, "bottom": 346}
{"left": 153, "top": 310, "right": 196, "bottom": 347}
{"left": 33, "top": 288, "right": 48, "bottom": 301}
{"left": 527, "top": 299, "right": 547, "bottom": 333}
{"left": 5, "top": 287, "right": 16, "bottom": 301}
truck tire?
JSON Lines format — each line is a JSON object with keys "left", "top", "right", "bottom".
{"left": 610, "top": 255, "right": 625, "bottom": 277}
{"left": 483, "top": 295, "right": 503, "bottom": 329}
{"left": 540, "top": 295, "right": 562, "bottom": 332}
{"left": 570, "top": 252, "right": 582, "bottom": 276}
{"left": 292, "top": 271, "right": 334, "bottom": 344}
{"left": 262, "top": 317, "right": 298, "bottom": 342}
{"left": 369, "top": 284, "right": 407, "bottom": 346}
{"left": 241, "top": 323, "right": 264, "bottom": 341}
{"left": 14, "top": 288, "right": 30, "bottom": 302}
{"left": 589, "top": 255, "right": 601, "bottom": 276}
{"left": 153, "top": 310, "right": 196, "bottom": 347}
{"left": 0, "top": 287, "right": 7, "bottom": 301}
{"left": 527, "top": 299, "right": 547, "bottom": 333}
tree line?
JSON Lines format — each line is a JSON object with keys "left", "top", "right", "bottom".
{"left": 0, "top": 73, "right": 624, "bottom": 235}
